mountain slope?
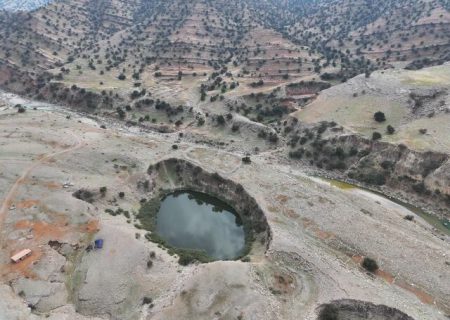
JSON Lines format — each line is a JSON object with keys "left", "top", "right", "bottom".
{"left": 0, "top": 0, "right": 448, "bottom": 117}
{"left": 0, "top": 0, "right": 448, "bottom": 74}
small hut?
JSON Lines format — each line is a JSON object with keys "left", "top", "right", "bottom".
{"left": 11, "top": 249, "right": 32, "bottom": 263}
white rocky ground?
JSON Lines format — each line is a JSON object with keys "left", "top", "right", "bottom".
{"left": 0, "top": 94, "right": 449, "bottom": 320}
{"left": 0, "top": 0, "right": 50, "bottom": 11}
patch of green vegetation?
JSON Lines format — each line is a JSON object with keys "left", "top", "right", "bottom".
{"left": 151, "top": 237, "right": 212, "bottom": 266}
{"left": 65, "top": 232, "right": 95, "bottom": 304}
{"left": 328, "top": 179, "right": 355, "bottom": 190}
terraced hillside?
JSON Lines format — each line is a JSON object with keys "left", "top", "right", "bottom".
{"left": 0, "top": 0, "right": 447, "bottom": 127}
{"left": 1, "top": 0, "right": 449, "bottom": 76}
{"left": 282, "top": 0, "right": 450, "bottom": 73}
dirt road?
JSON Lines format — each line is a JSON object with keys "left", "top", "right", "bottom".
{"left": 0, "top": 130, "right": 85, "bottom": 243}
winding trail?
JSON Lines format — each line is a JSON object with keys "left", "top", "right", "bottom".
{"left": 0, "top": 131, "right": 85, "bottom": 242}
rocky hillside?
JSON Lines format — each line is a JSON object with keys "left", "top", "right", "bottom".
{"left": 283, "top": 118, "right": 450, "bottom": 217}
{"left": 0, "top": 0, "right": 449, "bottom": 77}
{"left": 0, "top": 0, "right": 447, "bottom": 128}
{"left": 294, "top": 64, "right": 450, "bottom": 154}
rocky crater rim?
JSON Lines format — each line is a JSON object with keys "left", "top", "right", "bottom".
{"left": 137, "top": 158, "right": 272, "bottom": 264}
{"left": 317, "top": 299, "right": 416, "bottom": 320}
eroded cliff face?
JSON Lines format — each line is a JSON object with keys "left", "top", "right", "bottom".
{"left": 0, "top": 66, "right": 119, "bottom": 111}
{"left": 318, "top": 299, "right": 415, "bottom": 320}
{"left": 284, "top": 121, "right": 449, "bottom": 217}
{"left": 341, "top": 135, "right": 448, "bottom": 212}
{"left": 426, "top": 159, "right": 450, "bottom": 196}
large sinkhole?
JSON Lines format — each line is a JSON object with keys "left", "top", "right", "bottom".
{"left": 137, "top": 158, "right": 271, "bottom": 265}
{"left": 317, "top": 300, "right": 416, "bottom": 320}
{"left": 156, "top": 190, "right": 245, "bottom": 260}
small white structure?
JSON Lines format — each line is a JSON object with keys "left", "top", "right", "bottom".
{"left": 11, "top": 249, "right": 32, "bottom": 263}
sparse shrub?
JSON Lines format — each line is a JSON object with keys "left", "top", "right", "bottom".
{"left": 386, "top": 125, "right": 395, "bottom": 134}
{"left": 197, "top": 117, "right": 205, "bottom": 126}
{"left": 359, "top": 171, "right": 386, "bottom": 185}
{"left": 73, "top": 189, "right": 95, "bottom": 203}
{"left": 216, "top": 115, "right": 226, "bottom": 125}
{"left": 349, "top": 147, "right": 358, "bottom": 156}
{"left": 116, "top": 107, "right": 126, "bottom": 119}
{"left": 372, "top": 132, "right": 382, "bottom": 140}
{"left": 358, "top": 149, "right": 370, "bottom": 157}
{"left": 374, "top": 111, "right": 386, "bottom": 122}
{"left": 177, "top": 250, "right": 211, "bottom": 266}
{"left": 412, "top": 182, "right": 428, "bottom": 194}
{"left": 99, "top": 186, "right": 107, "bottom": 195}
{"left": 419, "top": 128, "right": 427, "bottom": 135}
{"left": 380, "top": 161, "right": 394, "bottom": 170}
{"left": 330, "top": 161, "right": 347, "bottom": 170}
{"left": 118, "top": 192, "right": 125, "bottom": 198}
{"left": 258, "top": 130, "right": 268, "bottom": 139}
{"left": 268, "top": 132, "right": 279, "bottom": 143}
{"left": 142, "top": 297, "right": 153, "bottom": 305}
{"left": 242, "top": 156, "right": 251, "bottom": 164}
{"left": 362, "top": 257, "right": 379, "bottom": 272}
{"left": 289, "top": 148, "right": 305, "bottom": 159}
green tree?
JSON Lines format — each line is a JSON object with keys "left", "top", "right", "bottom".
{"left": 374, "top": 111, "right": 386, "bottom": 122}
{"left": 372, "top": 132, "right": 382, "bottom": 140}
{"left": 362, "top": 257, "right": 379, "bottom": 272}
{"left": 386, "top": 125, "right": 395, "bottom": 134}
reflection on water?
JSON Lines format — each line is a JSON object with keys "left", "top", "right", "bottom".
{"left": 156, "top": 191, "right": 245, "bottom": 260}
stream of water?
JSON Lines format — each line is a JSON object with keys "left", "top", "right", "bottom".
{"left": 321, "top": 177, "right": 450, "bottom": 236}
